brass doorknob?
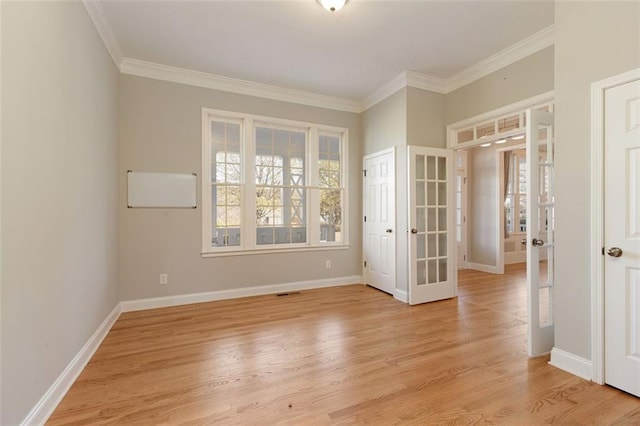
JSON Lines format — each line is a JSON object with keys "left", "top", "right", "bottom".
{"left": 607, "top": 247, "right": 623, "bottom": 257}
{"left": 411, "top": 228, "right": 418, "bottom": 234}
{"left": 532, "top": 238, "right": 544, "bottom": 247}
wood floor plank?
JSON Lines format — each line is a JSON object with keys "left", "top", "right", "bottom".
{"left": 47, "top": 264, "right": 638, "bottom": 425}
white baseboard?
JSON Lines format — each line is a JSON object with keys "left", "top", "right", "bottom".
{"left": 121, "top": 275, "right": 364, "bottom": 312}
{"left": 21, "top": 276, "right": 362, "bottom": 424}
{"left": 21, "top": 304, "right": 122, "bottom": 426}
{"left": 467, "top": 263, "right": 498, "bottom": 274}
{"left": 394, "top": 288, "right": 408, "bottom": 303}
{"left": 549, "top": 347, "right": 592, "bottom": 381}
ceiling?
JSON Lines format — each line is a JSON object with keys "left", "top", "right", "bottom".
{"left": 99, "top": 0, "right": 554, "bottom": 102}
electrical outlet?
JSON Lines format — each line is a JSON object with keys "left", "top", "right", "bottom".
{"left": 325, "top": 260, "right": 331, "bottom": 269}
{"left": 159, "top": 273, "right": 168, "bottom": 284}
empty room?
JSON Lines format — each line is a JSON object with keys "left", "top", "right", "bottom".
{"left": 1, "top": 0, "right": 639, "bottom": 424}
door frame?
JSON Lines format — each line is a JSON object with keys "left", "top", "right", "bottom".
{"left": 496, "top": 143, "right": 527, "bottom": 273}
{"left": 590, "top": 67, "right": 640, "bottom": 384}
{"left": 455, "top": 151, "right": 469, "bottom": 270}
{"left": 362, "top": 147, "right": 397, "bottom": 294}
{"left": 446, "top": 91, "right": 555, "bottom": 275}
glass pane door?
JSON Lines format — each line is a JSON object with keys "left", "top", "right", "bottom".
{"left": 526, "top": 109, "right": 555, "bottom": 356}
{"left": 408, "top": 146, "right": 456, "bottom": 305}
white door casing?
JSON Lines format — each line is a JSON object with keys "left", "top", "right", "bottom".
{"left": 526, "top": 109, "right": 555, "bottom": 357}
{"left": 363, "top": 149, "right": 396, "bottom": 295}
{"left": 455, "top": 151, "right": 468, "bottom": 269}
{"left": 408, "top": 146, "right": 456, "bottom": 305}
{"left": 603, "top": 78, "right": 640, "bottom": 397}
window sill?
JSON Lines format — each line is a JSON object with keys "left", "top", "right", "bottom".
{"left": 201, "top": 244, "right": 350, "bottom": 258}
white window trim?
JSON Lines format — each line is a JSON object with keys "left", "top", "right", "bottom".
{"left": 446, "top": 91, "right": 555, "bottom": 149}
{"left": 201, "top": 107, "right": 349, "bottom": 257}
{"left": 506, "top": 149, "right": 527, "bottom": 235}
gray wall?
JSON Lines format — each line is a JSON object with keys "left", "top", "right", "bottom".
{"left": 467, "top": 147, "right": 498, "bottom": 267}
{"left": 405, "top": 88, "right": 447, "bottom": 291}
{"left": 1, "top": 2, "right": 120, "bottom": 424}
{"left": 445, "top": 46, "right": 555, "bottom": 125}
{"left": 554, "top": 1, "right": 640, "bottom": 360}
{"left": 119, "top": 75, "right": 362, "bottom": 301}
{"left": 407, "top": 87, "right": 446, "bottom": 148}
{"left": 443, "top": 45, "right": 554, "bottom": 274}
{"left": 362, "top": 89, "right": 407, "bottom": 156}
{"left": 361, "top": 89, "right": 408, "bottom": 292}
{"left": 361, "top": 87, "right": 445, "bottom": 294}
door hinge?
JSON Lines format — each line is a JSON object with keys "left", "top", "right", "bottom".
{"left": 602, "top": 247, "right": 605, "bottom": 255}
{"left": 464, "top": 255, "right": 466, "bottom": 261}
{"left": 363, "top": 169, "right": 367, "bottom": 177}
{"left": 364, "top": 216, "right": 367, "bottom": 222}
{"left": 364, "top": 261, "right": 367, "bottom": 267}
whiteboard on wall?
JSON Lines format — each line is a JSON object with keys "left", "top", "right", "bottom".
{"left": 127, "top": 171, "right": 197, "bottom": 208}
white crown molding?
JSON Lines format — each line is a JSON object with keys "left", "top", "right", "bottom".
{"left": 82, "top": 0, "right": 122, "bottom": 67}
{"left": 446, "top": 25, "right": 554, "bottom": 93}
{"left": 405, "top": 71, "right": 447, "bottom": 94}
{"left": 120, "top": 58, "right": 363, "bottom": 114}
{"left": 361, "top": 72, "right": 407, "bottom": 111}
{"left": 361, "top": 70, "right": 446, "bottom": 111}
{"left": 82, "top": 1, "right": 553, "bottom": 114}
{"left": 361, "top": 25, "right": 554, "bottom": 111}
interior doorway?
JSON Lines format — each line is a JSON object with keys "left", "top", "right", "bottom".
{"left": 455, "top": 137, "right": 530, "bottom": 276}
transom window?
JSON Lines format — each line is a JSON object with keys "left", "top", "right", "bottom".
{"left": 202, "top": 109, "right": 348, "bottom": 255}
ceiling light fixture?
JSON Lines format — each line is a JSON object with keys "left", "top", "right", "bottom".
{"left": 512, "top": 135, "right": 525, "bottom": 140}
{"left": 480, "top": 142, "right": 492, "bottom": 148}
{"left": 495, "top": 139, "right": 507, "bottom": 144}
{"left": 319, "top": 0, "right": 347, "bottom": 12}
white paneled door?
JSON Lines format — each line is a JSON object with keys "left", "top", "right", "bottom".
{"left": 363, "top": 149, "right": 395, "bottom": 295}
{"left": 526, "top": 109, "right": 555, "bottom": 357}
{"left": 408, "top": 146, "right": 456, "bottom": 305}
{"left": 604, "top": 79, "right": 640, "bottom": 397}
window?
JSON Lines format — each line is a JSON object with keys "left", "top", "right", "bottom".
{"left": 202, "top": 109, "right": 348, "bottom": 255}
{"left": 505, "top": 149, "right": 527, "bottom": 234}
{"left": 319, "top": 134, "right": 342, "bottom": 243}
{"left": 255, "top": 126, "right": 306, "bottom": 246}
{"left": 210, "top": 120, "right": 242, "bottom": 248}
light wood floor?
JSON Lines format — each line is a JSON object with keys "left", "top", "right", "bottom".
{"left": 48, "top": 264, "right": 639, "bottom": 425}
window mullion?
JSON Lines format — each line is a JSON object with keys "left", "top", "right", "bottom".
{"left": 243, "top": 118, "right": 257, "bottom": 249}
{"left": 341, "top": 130, "right": 349, "bottom": 245}
{"left": 308, "top": 127, "right": 320, "bottom": 246}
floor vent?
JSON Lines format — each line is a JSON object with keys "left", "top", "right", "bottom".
{"left": 276, "top": 291, "right": 301, "bottom": 297}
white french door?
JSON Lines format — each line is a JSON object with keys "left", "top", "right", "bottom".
{"left": 526, "top": 109, "right": 555, "bottom": 357}
{"left": 408, "top": 146, "right": 456, "bottom": 305}
{"left": 363, "top": 149, "right": 396, "bottom": 295}
{"left": 604, "top": 78, "right": 640, "bottom": 397}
